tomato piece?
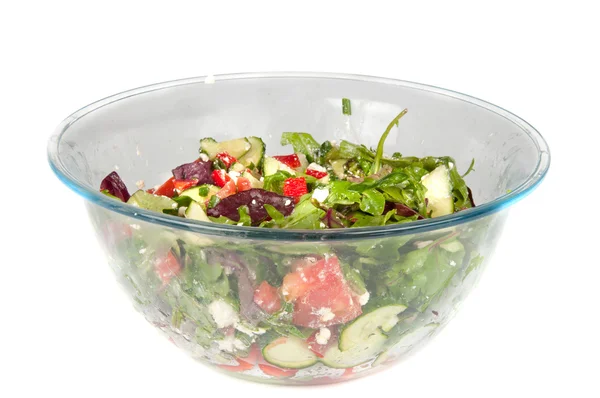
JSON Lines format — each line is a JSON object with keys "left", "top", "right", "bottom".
{"left": 283, "top": 177, "right": 308, "bottom": 198}
{"left": 258, "top": 364, "right": 298, "bottom": 378}
{"left": 212, "top": 169, "right": 231, "bottom": 188}
{"left": 154, "top": 177, "right": 176, "bottom": 197}
{"left": 218, "top": 359, "right": 254, "bottom": 372}
{"left": 155, "top": 251, "right": 181, "bottom": 285}
{"left": 216, "top": 152, "right": 238, "bottom": 168}
{"left": 254, "top": 281, "right": 282, "bottom": 314}
{"left": 217, "top": 180, "right": 237, "bottom": 199}
{"left": 281, "top": 256, "right": 362, "bottom": 328}
{"left": 273, "top": 154, "right": 301, "bottom": 169}
{"left": 146, "top": 187, "right": 156, "bottom": 194}
{"left": 305, "top": 168, "right": 328, "bottom": 179}
{"left": 173, "top": 179, "right": 197, "bottom": 193}
{"left": 237, "top": 177, "right": 253, "bottom": 192}
{"left": 292, "top": 281, "right": 361, "bottom": 328}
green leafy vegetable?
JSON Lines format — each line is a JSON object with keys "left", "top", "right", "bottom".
{"left": 369, "top": 109, "right": 408, "bottom": 175}
{"left": 281, "top": 132, "right": 321, "bottom": 162}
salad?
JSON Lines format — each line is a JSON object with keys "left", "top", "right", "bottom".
{"left": 96, "top": 108, "right": 483, "bottom": 381}
{"left": 100, "top": 109, "right": 475, "bottom": 228}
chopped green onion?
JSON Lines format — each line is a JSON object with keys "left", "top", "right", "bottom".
{"left": 342, "top": 98, "right": 352, "bottom": 115}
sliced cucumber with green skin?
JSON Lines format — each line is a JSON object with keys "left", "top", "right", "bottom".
{"left": 262, "top": 336, "right": 318, "bottom": 369}
{"left": 321, "top": 332, "right": 387, "bottom": 368}
{"left": 330, "top": 159, "right": 347, "bottom": 179}
{"left": 421, "top": 165, "right": 454, "bottom": 217}
{"left": 339, "top": 305, "right": 407, "bottom": 351}
{"left": 241, "top": 171, "right": 264, "bottom": 188}
{"left": 238, "top": 136, "right": 265, "bottom": 169}
{"left": 185, "top": 200, "right": 210, "bottom": 222}
{"left": 179, "top": 184, "right": 219, "bottom": 203}
{"left": 127, "top": 190, "right": 177, "bottom": 212}
{"left": 262, "top": 156, "right": 296, "bottom": 177}
{"left": 200, "top": 137, "right": 251, "bottom": 159}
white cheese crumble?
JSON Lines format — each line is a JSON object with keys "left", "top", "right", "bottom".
{"left": 178, "top": 207, "right": 187, "bottom": 217}
{"left": 315, "top": 307, "right": 335, "bottom": 322}
{"left": 359, "top": 291, "right": 370, "bottom": 306}
{"left": 251, "top": 199, "right": 257, "bottom": 205}
{"left": 138, "top": 248, "right": 147, "bottom": 254}
{"left": 136, "top": 180, "right": 145, "bottom": 189}
{"left": 114, "top": 165, "right": 119, "bottom": 170}
{"left": 284, "top": 199, "right": 292, "bottom": 206}
{"left": 130, "top": 224, "right": 141, "bottom": 230}
{"left": 312, "top": 187, "right": 330, "bottom": 203}
{"left": 217, "top": 335, "right": 246, "bottom": 352}
{"left": 315, "top": 327, "right": 331, "bottom": 345}
{"left": 448, "top": 162, "right": 455, "bottom": 169}
{"left": 204, "top": 74, "right": 216, "bottom": 84}
{"left": 228, "top": 171, "right": 241, "bottom": 183}
{"left": 450, "top": 260, "right": 457, "bottom": 266}
{"left": 199, "top": 153, "right": 210, "bottom": 162}
{"left": 208, "top": 300, "right": 239, "bottom": 328}
{"left": 307, "top": 162, "right": 327, "bottom": 173}
{"left": 171, "top": 202, "right": 178, "bottom": 209}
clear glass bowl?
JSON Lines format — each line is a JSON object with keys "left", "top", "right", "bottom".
{"left": 47, "top": 72, "right": 550, "bottom": 385}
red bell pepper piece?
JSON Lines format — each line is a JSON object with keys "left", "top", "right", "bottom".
{"left": 258, "top": 364, "right": 298, "bottom": 378}
{"left": 217, "top": 180, "right": 237, "bottom": 199}
{"left": 216, "top": 152, "right": 237, "bottom": 169}
{"left": 212, "top": 169, "right": 231, "bottom": 188}
{"left": 273, "top": 154, "right": 301, "bottom": 169}
{"left": 305, "top": 168, "right": 328, "bottom": 179}
{"left": 283, "top": 177, "right": 308, "bottom": 198}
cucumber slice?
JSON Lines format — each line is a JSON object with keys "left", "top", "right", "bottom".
{"left": 185, "top": 200, "right": 210, "bottom": 222}
{"left": 421, "top": 165, "right": 454, "bottom": 217}
{"left": 339, "top": 305, "right": 407, "bottom": 351}
{"left": 262, "top": 156, "right": 296, "bottom": 177}
{"left": 238, "top": 136, "right": 265, "bottom": 169}
{"left": 321, "top": 332, "right": 387, "bottom": 368}
{"left": 262, "top": 336, "right": 318, "bottom": 369}
{"left": 330, "top": 159, "right": 347, "bottom": 179}
{"left": 241, "top": 171, "right": 264, "bottom": 188}
{"left": 127, "top": 190, "right": 177, "bottom": 212}
{"left": 200, "top": 137, "right": 251, "bottom": 159}
{"left": 179, "top": 184, "right": 219, "bottom": 203}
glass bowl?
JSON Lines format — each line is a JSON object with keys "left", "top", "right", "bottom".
{"left": 47, "top": 72, "right": 550, "bottom": 385}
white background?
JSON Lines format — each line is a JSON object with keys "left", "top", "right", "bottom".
{"left": 1, "top": 1, "right": 599, "bottom": 397}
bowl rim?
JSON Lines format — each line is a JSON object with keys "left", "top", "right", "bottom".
{"left": 47, "top": 72, "right": 551, "bottom": 241}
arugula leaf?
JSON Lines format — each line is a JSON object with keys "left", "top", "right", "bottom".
{"left": 359, "top": 189, "right": 386, "bottom": 216}
{"left": 349, "top": 209, "right": 397, "bottom": 227}
{"left": 338, "top": 140, "right": 374, "bottom": 160}
{"left": 349, "top": 170, "right": 410, "bottom": 192}
{"left": 369, "top": 109, "right": 408, "bottom": 175}
{"left": 280, "top": 197, "right": 325, "bottom": 229}
{"left": 325, "top": 181, "right": 362, "bottom": 205}
{"left": 462, "top": 158, "right": 476, "bottom": 178}
{"left": 281, "top": 132, "right": 321, "bottom": 162}
{"left": 263, "top": 170, "right": 293, "bottom": 194}
{"left": 263, "top": 204, "right": 285, "bottom": 224}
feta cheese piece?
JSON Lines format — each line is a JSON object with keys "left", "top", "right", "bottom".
{"left": 315, "top": 307, "right": 335, "bottom": 322}
{"left": 228, "top": 170, "right": 241, "bottom": 183}
{"left": 315, "top": 327, "right": 331, "bottom": 345}
{"left": 208, "top": 300, "right": 239, "bottom": 328}
{"left": 217, "top": 334, "right": 246, "bottom": 352}
{"left": 307, "top": 162, "right": 327, "bottom": 173}
{"left": 359, "top": 291, "right": 370, "bottom": 306}
{"left": 312, "top": 187, "right": 330, "bottom": 203}
{"left": 199, "top": 153, "right": 210, "bottom": 162}
{"left": 135, "top": 180, "right": 145, "bottom": 189}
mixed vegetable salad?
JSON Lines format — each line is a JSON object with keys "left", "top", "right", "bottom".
{"left": 97, "top": 107, "right": 483, "bottom": 381}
